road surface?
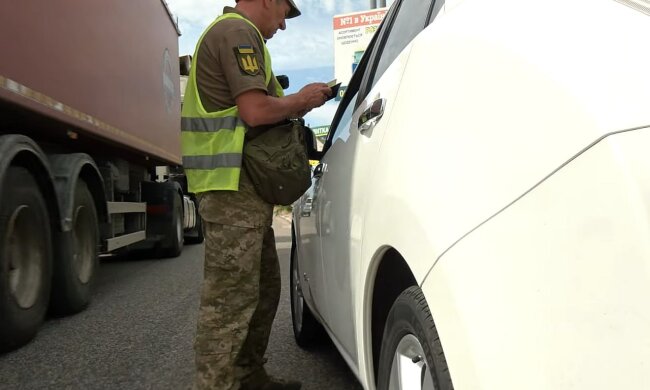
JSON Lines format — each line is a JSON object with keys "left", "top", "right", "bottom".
{"left": 0, "top": 214, "right": 362, "bottom": 390}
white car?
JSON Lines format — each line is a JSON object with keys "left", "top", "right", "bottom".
{"left": 290, "top": 0, "right": 650, "bottom": 389}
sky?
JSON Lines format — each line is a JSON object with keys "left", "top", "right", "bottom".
{"left": 164, "top": 0, "right": 391, "bottom": 127}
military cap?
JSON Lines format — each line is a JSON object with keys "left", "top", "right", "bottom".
{"left": 235, "top": 0, "right": 301, "bottom": 19}
{"left": 284, "top": 0, "right": 301, "bottom": 18}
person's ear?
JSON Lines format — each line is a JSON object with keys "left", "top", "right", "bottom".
{"left": 262, "top": 0, "right": 274, "bottom": 10}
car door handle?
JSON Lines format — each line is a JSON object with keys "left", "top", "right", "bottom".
{"left": 313, "top": 162, "right": 327, "bottom": 179}
{"left": 358, "top": 98, "right": 386, "bottom": 133}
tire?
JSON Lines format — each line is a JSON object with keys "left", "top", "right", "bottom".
{"left": 0, "top": 166, "right": 53, "bottom": 352}
{"left": 377, "top": 286, "right": 454, "bottom": 390}
{"left": 290, "top": 241, "right": 325, "bottom": 348}
{"left": 184, "top": 195, "right": 204, "bottom": 245}
{"left": 50, "top": 179, "right": 99, "bottom": 315}
{"left": 161, "top": 193, "right": 183, "bottom": 258}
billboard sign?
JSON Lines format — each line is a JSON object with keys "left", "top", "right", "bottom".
{"left": 311, "top": 125, "right": 330, "bottom": 138}
{"left": 333, "top": 8, "right": 388, "bottom": 101}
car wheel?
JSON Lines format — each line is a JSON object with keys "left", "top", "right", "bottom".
{"left": 377, "top": 286, "right": 454, "bottom": 390}
{"left": 0, "top": 166, "right": 53, "bottom": 352}
{"left": 290, "top": 241, "right": 325, "bottom": 348}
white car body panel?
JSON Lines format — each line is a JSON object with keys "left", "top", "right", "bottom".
{"left": 292, "top": 0, "right": 650, "bottom": 388}
{"left": 422, "top": 129, "right": 650, "bottom": 389}
{"left": 365, "top": 0, "right": 650, "bottom": 282}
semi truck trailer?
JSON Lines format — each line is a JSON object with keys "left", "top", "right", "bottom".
{"left": 0, "top": 0, "right": 201, "bottom": 352}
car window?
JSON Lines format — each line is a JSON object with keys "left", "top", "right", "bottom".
{"left": 330, "top": 92, "right": 359, "bottom": 143}
{"left": 322, "top": 25, "right": 382, "bottom": 151}
{"left": 429, "top": 0, "right": 445, "bottom": 24}
{"left": 368, "top": 0, "right": 435, "bottom": 89}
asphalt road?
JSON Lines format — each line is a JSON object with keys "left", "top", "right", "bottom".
{"left": 0, "top": 214, "right": 362, "bottom": 390}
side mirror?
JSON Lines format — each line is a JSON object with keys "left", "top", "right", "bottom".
{"left": 276, "top": 75, "right": 290, "bottom": 90}
{"left": 179, "top": 55, "right": 192, "bottom": 76}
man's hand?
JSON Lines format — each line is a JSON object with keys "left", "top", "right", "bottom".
{"left": 236, "top": 82, "right": 332, "bottom": 127}
{"left": 297, "top": 83, "right": 332, "bottom": 110}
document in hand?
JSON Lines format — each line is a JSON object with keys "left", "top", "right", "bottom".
{"left": 326, "top": 79, "right": 342, "bottom": 102}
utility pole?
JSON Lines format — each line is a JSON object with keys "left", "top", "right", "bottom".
{"left": 369, "top": 0, "right": 377, "bottom": 8}
{"left": 369, "top": 0, "right": 386, "bottom": 9}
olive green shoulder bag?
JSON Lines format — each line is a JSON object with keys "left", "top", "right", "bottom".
{"left": 243, "top": 119, "right": 313, "bottom": 206}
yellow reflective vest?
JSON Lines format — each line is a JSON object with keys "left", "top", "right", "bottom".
{"left": 181, "top": 12, "right": 284, "bottom": 194}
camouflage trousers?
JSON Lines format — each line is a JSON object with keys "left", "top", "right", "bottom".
{"left": 194, "top": 222, "right": 281, "bottom": 390}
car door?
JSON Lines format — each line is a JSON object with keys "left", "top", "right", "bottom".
{"left": 313, "top": 0, "right": 441, "bottom": 364}
{"left": 294, "top": 173, "right": 328, "bottom": 316}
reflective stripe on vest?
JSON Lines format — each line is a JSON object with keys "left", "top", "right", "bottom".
{"left": 182, "top": 154, "right": 241, "bottom": 169}
{"left": 180, "top": 12, "right": 284, "bottom": 194}
{"left": 181, "top": 116, "right": 240, "bottom": 133}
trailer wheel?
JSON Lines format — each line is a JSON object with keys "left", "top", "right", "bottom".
{"left": 184, "top": 195, "right": 204, "bottom": 245}
{"left": 50, "top": 179, "right": 98, "bottom": 315}
{"left": 0, "top": 166, "right": 52, "bottom": 352}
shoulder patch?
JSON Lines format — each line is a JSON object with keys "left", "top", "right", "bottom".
{"left": 234, "top": 45, "right": 260, "bottom": 76}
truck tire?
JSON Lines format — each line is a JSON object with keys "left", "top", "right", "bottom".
{"left": 184, "top": 195, "right": 204, "bottom": 245}
{"left": 140, "top": 181, "right": 184, "bottom": 258}
{"left": 290, "top": 241, "right": 325, "bottom": 348}
{"left": 377, "top": 286, "right": 454, "bottom": 390}
{"left": 50, "top": 179, "right": 98, "bottom": 315}
{"left": 0, "top": 166, "right": 53, "bottom": 352}
{"left": 161, "top": 193, "right": 183, "bottom": 258}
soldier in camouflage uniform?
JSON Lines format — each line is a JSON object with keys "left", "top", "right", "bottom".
{"left": 186, "top": 1, "right": 332, "bottom": 389}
